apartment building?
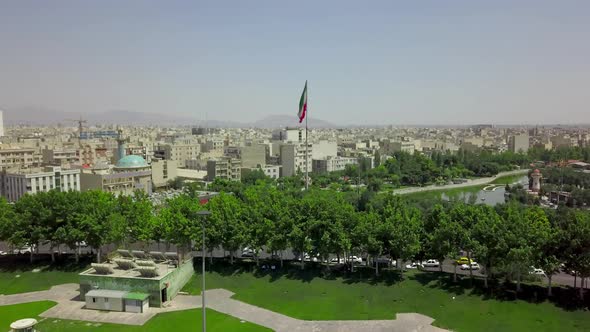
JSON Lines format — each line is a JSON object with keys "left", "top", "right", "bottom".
{"left": 207, "top": 157, "right": 241, "bottom": 181}
{"left": 0, "top": 148, "right": 41, "bottom": 170}
{"left": 0, "top": 166, "right": 81, "bottom": 202}
{"left": 151, "top": 159, "right": 178, "bottom": 188}
{"left": 280, "top": 143, "right": 313, "bottom": 177}
{"left": 508, "top": 133, "right": 529, "bottom": 153}
{"left": 312, "top": 156, "right": 357, "bottom": 173}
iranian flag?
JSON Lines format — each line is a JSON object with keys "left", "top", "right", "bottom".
{"left": 298, "top": 81, "right": 308, "bottom": 123}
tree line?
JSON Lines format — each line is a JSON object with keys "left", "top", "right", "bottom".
{"left": 0, "top": 184, "right": 589, "bottom": 299}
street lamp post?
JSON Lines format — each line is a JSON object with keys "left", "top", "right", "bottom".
{"left": 197, "top": 210, "right": 211, "bottom": 332}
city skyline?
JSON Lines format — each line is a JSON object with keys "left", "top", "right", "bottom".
{"left": 1, "top": 1, "right": 589, "bottom": 125}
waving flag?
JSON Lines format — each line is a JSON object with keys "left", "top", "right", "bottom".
{"left": 298, "top": 81, "right": 308, "bottom": 123}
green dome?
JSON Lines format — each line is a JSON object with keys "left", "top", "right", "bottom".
{"left": 116, "top": 155, "right": 148, "bottom": 168}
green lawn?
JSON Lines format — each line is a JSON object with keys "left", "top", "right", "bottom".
{"left": 0, "top": 301, "right": 270, "bottom": 332}
{"left": 0, "top": 265, "right": 83, "bottom": 295}
{"left": 0, "top": 301, "right": 56, "bottom": 329}
{"left": 490, "top": 174, "right": 527, "bottom": 185}
{"left": 182, "top": 266, "right": 590, "bottom": 332}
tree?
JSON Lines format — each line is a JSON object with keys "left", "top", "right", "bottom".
{"left": 242, "top": 169, "right": 270, "bottom": 186}
{"left": 0, "top": 198, "right": 17, "bottom": 249}
{"left": 380, "top": 195, "right": 422, "bottom": 275}
{"left": 77, "top": 191, "right": 125, "bottom": 263}
{"left": 208, "top": 193, "right": 246, "bottom": 264}
{"left": 13, "top": 193, "right": 51, "bottom": 263}
{"left": 471, "top": 205, "right": 506, "bottom": 288}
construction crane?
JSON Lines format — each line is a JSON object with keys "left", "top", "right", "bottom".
{"left": 65, "top": 116, "right": 88, "bottom": 147}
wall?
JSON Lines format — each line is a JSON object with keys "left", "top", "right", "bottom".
{"left": 159, "top": 260, "right": 194, "bottom": 302}
{"left": 85, "top": 296, "right": 124, "bottom": 312}
{"left": 80, "top": 274, "right": 162, "bottom": 307}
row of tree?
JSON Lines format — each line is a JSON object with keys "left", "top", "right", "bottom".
{"left": 0, "top": 185, "right": 589, "bottom": 299}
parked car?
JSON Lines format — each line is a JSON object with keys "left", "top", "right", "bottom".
{"left": 456, "top": 257, "right": 473, "bottom": 265}
{"left": 241, "top": 247, "right": 255, "bottom": 258}
{"left": 405, "top": 262, "right": 423, "bottom": 269}
{"left": 460, "top": 262, "right": 480, "bottom": 270}
{"left": 348, "top": 256, "right": 362, "bottom": 264}
{"left": 529, "top": 267, "right": 545, "bottom": 276}
{"left": 13, "top": 246, "right": 33, "bottom": 254}
{"left": 0, "top": 250, "right": 7, "bottom": 256}
{"left": 422, "top": 259, "right": 440, "bottom": 268}
{"left": 330, "top": 257, "right": 344, "bottom": 264}
{"left": 76, "top": 241, "right": 88, "bottom": 247}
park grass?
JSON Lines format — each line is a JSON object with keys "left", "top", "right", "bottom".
{"left": 0, "top": 301, "right": 271, "bottom": 332}
{"left": 0, "top": 301, "right": 56, "bottom": 329}
{"left": 0, "top": 258, "right": 87, "bottom": 295}
{"left": 490, "top": 173, "right": 528, "bottom": 185}
{"left": 182, "top": 266, "right": 590, "bottom": 332}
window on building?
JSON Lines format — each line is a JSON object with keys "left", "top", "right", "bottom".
{"left": 104, "top": 298, "right": 109, "bottom": 303}
{"left": 92, "top": 298, "right": 96, "bottom": 303}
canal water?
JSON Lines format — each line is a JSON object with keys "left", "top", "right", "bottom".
{"left": 439, "top": 176, "right": 529, "bottom": 206}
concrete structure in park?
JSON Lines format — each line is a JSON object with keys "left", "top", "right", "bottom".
{"left": 0, "top": 166, "right": 81, "bottom": 202}
{"left": 530, "top": 169, "right": 542, "bottom": 192}
{"left": 79, "top": 255, "right": 194, "bottom": 309}
{"left": 207, "top": 156, "right": 241, "bottom": 181}
{"left": 312, "top": 156, "right": 357, "bottom": 173}
{"left": 85, "top": 289, "right": 149, "bottom": 313}
{"left": 508, "top": 133, "right": 529, "bottom": 153}
{"left": 0, "top": 110, "right": 4, "bottom": 137}
{"left": 151, "top": 159, "right": 178, "bottom": 188}
{"left": 280, "top": 143, "right": 312, "bottom": 177}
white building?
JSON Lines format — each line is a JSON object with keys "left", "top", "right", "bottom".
{"left": 207, "top": 157, "right": 241, "bottom": 181}
{"left": 312, "top": 156, "right": 357, "bottom": 173}
{"left": 280, "top": 143, "right": 312, "bottom": 177}
{"left": 312, "top": 140, "right": 337, "bottom": 159}
{"left": 0, "top": 166, "right": 81, "bottom": 202}
{"left": 272, "top": 127, "right": 306, "bottom": 143}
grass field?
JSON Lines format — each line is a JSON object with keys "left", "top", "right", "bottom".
{"left": 0, "top": 301, "right": 271, "bottom": 332}
{"left": 182, "top": 265, "right": 590, "bottom": 332}
{"left": 0, "top": 258, "right": 87, "bottom": 295}
{"left": 0, "top": 301, "right": 56, "bottom": 329}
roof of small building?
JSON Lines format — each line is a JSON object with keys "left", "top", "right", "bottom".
{"left": 86, "top": 289, "right": 128, "bottom": 298}
{"left": 115, "top": 155, "right": 148, "bottom": 168}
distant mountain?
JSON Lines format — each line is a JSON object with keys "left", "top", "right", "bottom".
{"left": 251, "top": 114, "right": 337, "bottom": 129}
{"left": 2, "top": 108, "right": 337, "bottom": 128}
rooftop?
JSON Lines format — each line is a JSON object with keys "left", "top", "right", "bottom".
{"left": 80, "top": 260, "right": 176, "bottom": 280}
{"left": 115, "top": 155, "right": 148, "bottom": 169}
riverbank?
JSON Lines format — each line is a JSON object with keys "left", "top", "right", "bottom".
{"left": 391, "top": 169, "right": 529, "bottom": 195}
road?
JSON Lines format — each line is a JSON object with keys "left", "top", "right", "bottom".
{"left": 391, "top": 169, "right": 529, "bottom": 195}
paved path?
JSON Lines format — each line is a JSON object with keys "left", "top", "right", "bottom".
{"left": 0, "top": 284, "right": 449, "bottom": 331}
{"left": 392, "top": 169, "right": 528, "bottom": 195}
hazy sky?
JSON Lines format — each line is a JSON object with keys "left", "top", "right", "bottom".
{"left": 1, "top": 0, "right": 589, "bottom": 125}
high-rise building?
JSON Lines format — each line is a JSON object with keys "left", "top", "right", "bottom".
{"left": 207, "top": 157, "right": 241, "bottom": 181}
{"left": 280, "top": 143, "right": 312, "bottom": 177}
{"left": 508, "top": 133, "right": 529, "bottom": 153}
{"left": 0, "top": 110, "right": 4, "bottom": 137}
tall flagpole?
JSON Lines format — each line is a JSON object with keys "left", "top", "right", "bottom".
{"left": 305, "top": 82, "right": 309, "bottom": 190}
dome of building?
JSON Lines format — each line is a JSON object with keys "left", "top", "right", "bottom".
{"left": 116, "top": 155, "right": 148, "bottom": 168}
